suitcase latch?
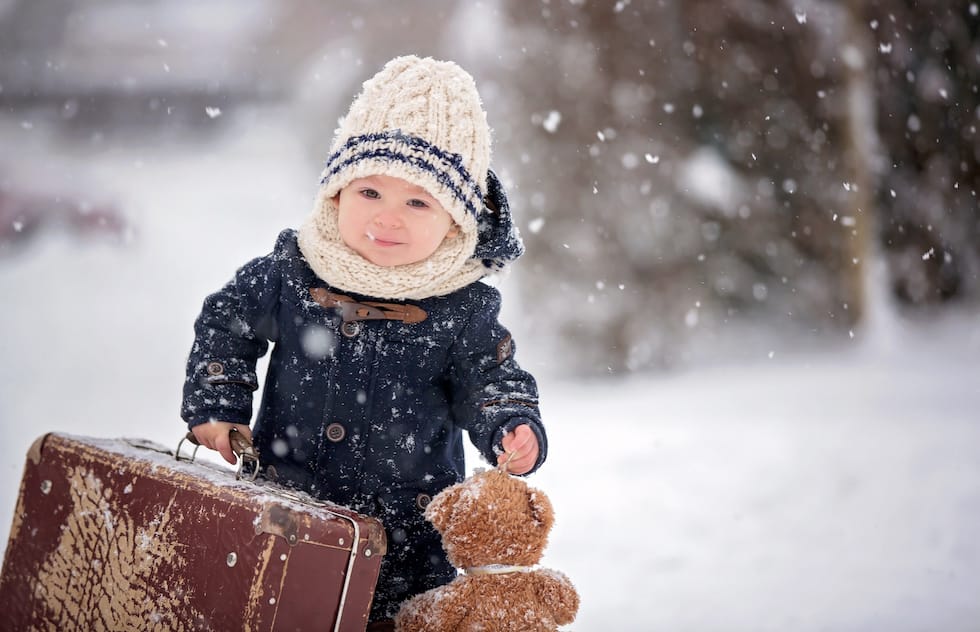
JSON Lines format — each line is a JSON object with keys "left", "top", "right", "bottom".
{"left": 256, "top": 504, "right": 300, "bottom": 546}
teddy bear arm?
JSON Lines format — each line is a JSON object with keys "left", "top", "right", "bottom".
{"left": 395, "top": 583, "right": 469, "bottom": 632}
{"left": 532, "top": 572, "right": 581, "bottom": 626}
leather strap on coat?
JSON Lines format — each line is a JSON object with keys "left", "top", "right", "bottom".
{"left": 309, "top": 287, "right": 427, "bottom": 324}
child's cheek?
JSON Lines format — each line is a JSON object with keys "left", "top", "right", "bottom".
{"left": 416, "top": 216, "right": 438, "bottom": 237}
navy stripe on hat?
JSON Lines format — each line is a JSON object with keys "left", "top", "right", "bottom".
{"left": 321, "top": 131, "right": 483, "bottom": 218}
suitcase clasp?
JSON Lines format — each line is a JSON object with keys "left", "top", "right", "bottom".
{"left": 256, "top": 504, "right": 300, "bottom": 546}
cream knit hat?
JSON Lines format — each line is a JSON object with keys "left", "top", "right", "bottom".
{"left": 298, "top": 55, "right": 493, "bottom": 300}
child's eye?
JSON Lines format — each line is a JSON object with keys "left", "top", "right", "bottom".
{"left": 407, "top": 199, "right": 430, "bottom": 209}
{"left": 359, "top": 188, "right": 380, "bottom": 199}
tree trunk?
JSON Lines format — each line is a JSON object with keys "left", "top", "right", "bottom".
{"left": 839, "top": 1, "right": 880, "bottom": 326}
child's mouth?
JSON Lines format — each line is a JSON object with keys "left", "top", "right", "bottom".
{"left": 366, "top": 231, "right": 401, "bottom": 247}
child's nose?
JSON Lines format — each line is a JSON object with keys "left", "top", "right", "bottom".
{"left": 372, "top": 206, "right": 403, "bottom": 228}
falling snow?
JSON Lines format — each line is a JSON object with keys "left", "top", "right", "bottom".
{"left": 541, "top": 110, "right": 561, "bottom": 134}
{"left": 1, "top": 4, "right": 978, "bottom": 629}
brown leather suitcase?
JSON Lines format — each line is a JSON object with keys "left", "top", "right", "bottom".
{"left": 0, "top": 433, "right": 386, "bottom": 631}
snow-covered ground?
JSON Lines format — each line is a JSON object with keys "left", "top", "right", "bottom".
{"left": 2, "top": 112, "right": 979, "bottom": 631}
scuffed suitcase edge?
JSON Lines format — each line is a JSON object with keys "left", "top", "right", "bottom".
{"left": 27, "top": 432, "right": 51, "bottom": 466}
{"left": 0, "top": 433, "right": 54, "bottom": 622}
{"left": 2, "top": 432, "right": 54, "bottom": 572}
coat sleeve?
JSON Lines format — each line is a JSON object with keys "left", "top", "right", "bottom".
{"left": 180, "top": 233, "right": 286, "bottom": 429}
{"left": 448, "top": 285, "right": 548, "bottom": 474}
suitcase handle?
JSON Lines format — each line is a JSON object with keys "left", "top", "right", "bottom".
{"left": 176, "top": 428, "right": 261, "bottom": 482}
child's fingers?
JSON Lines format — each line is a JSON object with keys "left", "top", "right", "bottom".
{"left": 497, "top": 425, "right": 539, "bottom": 474}
{"left": 190, "top": 424, "right": 215, "bottom": 448}
{"left": 502, "top": 424, "right": 533, "bottom": 453}
{"left": 497, "top": 449, "right": 536, "bottom": 475}
{"left": 190, "top": 422, "right": 250, "bottom": 465}
{"left": 513, "top": 451, "right": 536, "bottom": 473}
{"left": 214, "top": 431, "right": 237, "bottom": 465}
{"left": 234, "top": 424, "right": 253, "bottom": 443}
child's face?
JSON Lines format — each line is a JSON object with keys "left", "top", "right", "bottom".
{"left": 336, "top": 175, "right": 459, "bottom": 267}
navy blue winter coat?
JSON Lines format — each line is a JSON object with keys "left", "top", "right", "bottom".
{"left": 181, "top": 172, "right": 546, "bottom": 619}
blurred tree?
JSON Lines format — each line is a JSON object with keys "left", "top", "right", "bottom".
{"left": 679, "top": 0, "right": 870, "bottom": 331}
{"left": 493, "top": 1, "right": 695, "bottom": 372}
{"left": 865, "top": 0, "right": 979, "bottom": 307}
{"left": 495, "top": 1, "right": 857, "bottom": 372}
{"left": 495, "top": 0, "right": 978, "bottom": 374}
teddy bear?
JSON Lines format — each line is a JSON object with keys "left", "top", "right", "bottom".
{"left": 394, "top": 467, "right": 579, "bottom": 631}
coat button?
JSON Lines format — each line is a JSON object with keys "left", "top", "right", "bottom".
{"left": 325, "top": 423, "right": 346, "bottom": 442}
{"left": 341, "top": 321, "right": 361, "bottom": 338}
{"left": 206, "top": 361, "right": 225, "bottom": 376}
{"left": 416, "top": 493, "right": 432, "bottom": 510}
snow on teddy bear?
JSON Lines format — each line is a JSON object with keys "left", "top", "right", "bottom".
{"left": 395, "top": 467, "right": 579, "bottom": 631}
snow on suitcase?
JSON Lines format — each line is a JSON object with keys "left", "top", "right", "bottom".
{"left": 0, "top": 432, "right": 386, "bottom": 631}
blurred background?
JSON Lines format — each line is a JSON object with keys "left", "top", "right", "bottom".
{"left": 2, "top": 0, "right": 977, "bottom": 372}
{"left": 1, "top": 1, "right": 979, "bottom": 630}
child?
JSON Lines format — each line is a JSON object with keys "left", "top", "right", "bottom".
{"left": 180, "top": 55, "right": 547, "bottom": 625}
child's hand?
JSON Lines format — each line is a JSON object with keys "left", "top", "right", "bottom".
{"left": 497, "top": 424, "right": 538, "bottom": 475}
{"left": 191, "top": 421, "right": 252, "bottom": 465}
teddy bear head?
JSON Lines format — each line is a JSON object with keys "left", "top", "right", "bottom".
{"left": 423, "top": 468, "right": 555, "bottom": 569}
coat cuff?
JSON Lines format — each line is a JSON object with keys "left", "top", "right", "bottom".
{"left": 181, "top": 357, "right": 258, "bottom": 428}
{"left": 189, "top": 357, "right": 260, "bottom": 391}
{"left": 184, "top": 408, "right": 253, "bottom": 429}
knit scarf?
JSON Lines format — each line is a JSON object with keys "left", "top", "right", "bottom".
{"left": 297, "top": 194, "right": 486, "bottom": 301}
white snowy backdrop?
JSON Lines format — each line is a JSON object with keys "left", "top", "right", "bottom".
{"left": 2, "top": 1, "right": 980, "bottom": 630}
{"left": 2, "top": 111, "right": 979, "bottom": 632}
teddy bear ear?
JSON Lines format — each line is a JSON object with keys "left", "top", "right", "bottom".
{"left": 424, "top": 485, "right": 461, "bottom": 532}
{"left": 527, "top": 488, "right": 555, "bottom": 531}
